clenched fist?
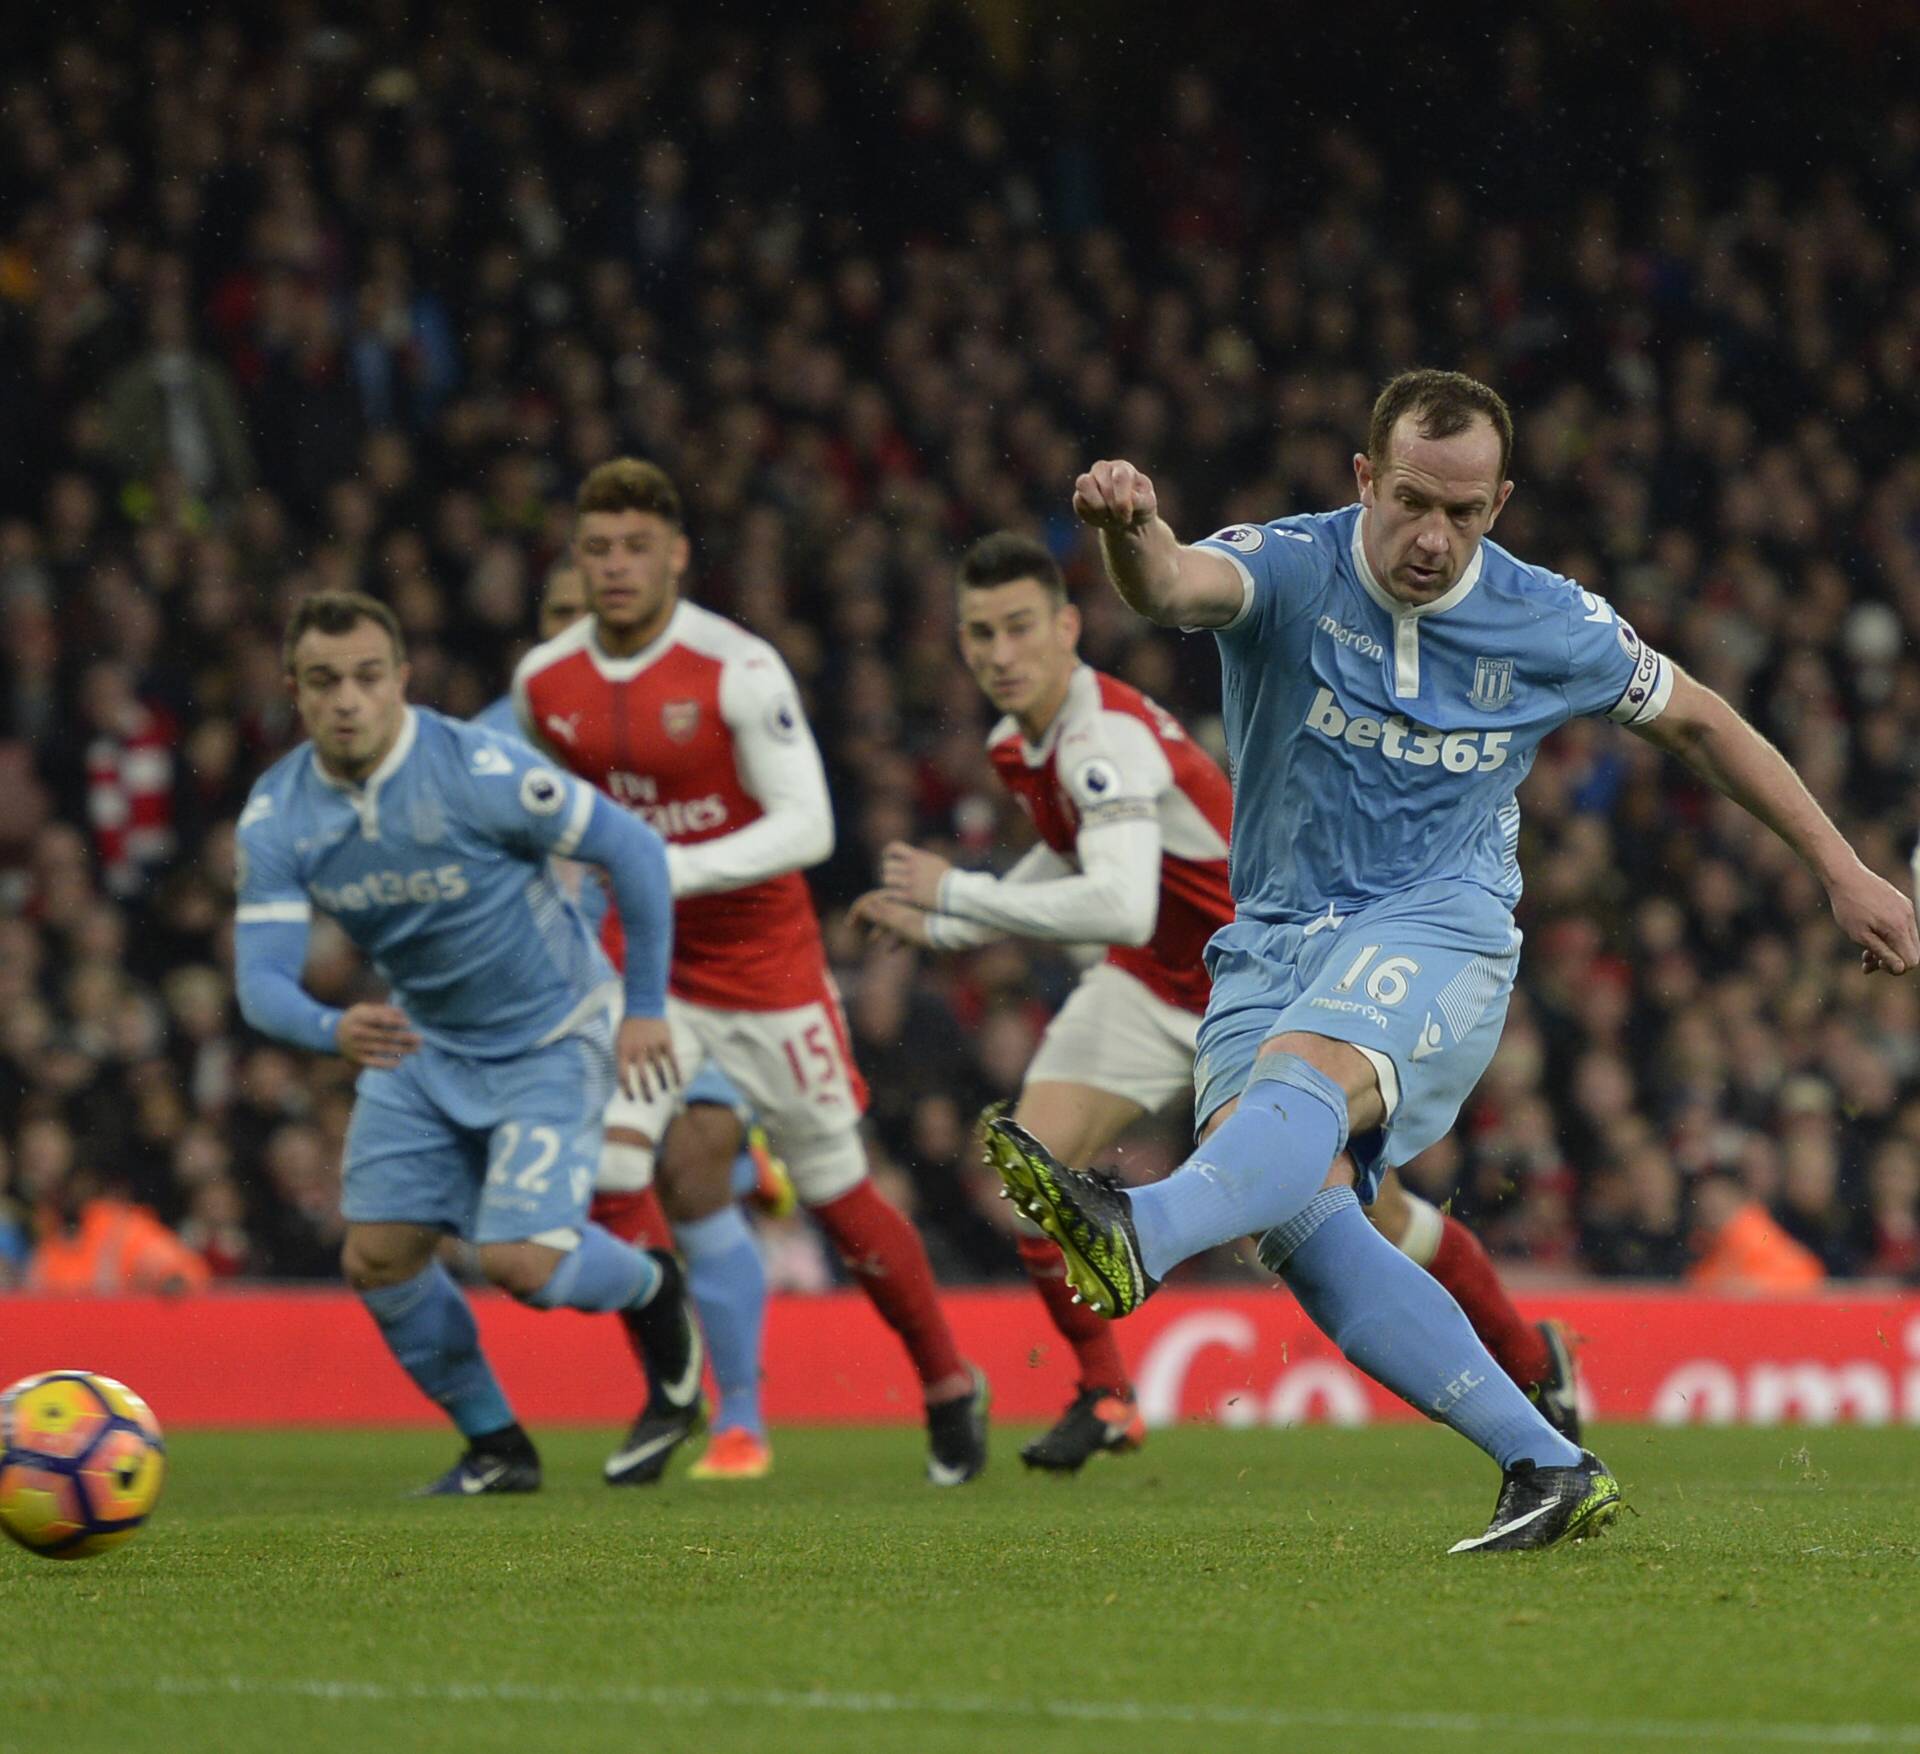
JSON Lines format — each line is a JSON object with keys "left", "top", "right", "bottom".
{"left": 1073, "top": 459, "right": 1159, "bottom": 533}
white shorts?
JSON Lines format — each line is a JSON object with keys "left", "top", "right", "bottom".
{"left": 1025, "top": 962, "right": 1199, "bottom": 1114}
{"left": 604, "top": 991, "right": 869, "bottom": 1149}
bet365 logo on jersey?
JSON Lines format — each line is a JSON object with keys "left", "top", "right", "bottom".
{"left": 311, "top": 865, "right": 471, "bottom": 912}
{"left": 1304, "top": 688, "right": 1513, "bottom": 772}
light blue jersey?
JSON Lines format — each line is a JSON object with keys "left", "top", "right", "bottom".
{"left": 1187, "top": 504, "right": 1672, "bottom": 1182}
{"left": 235, "top": 706, "right": 665, "bottom": 1057}
{"left": 472, "top": 693, "right": 520, "bottom": 740}
{"left": 234, "top": 705, "right": 676, "bottom": 1242}
{"left": 1196, "top": 503, "right": 1670, "bottom": 922}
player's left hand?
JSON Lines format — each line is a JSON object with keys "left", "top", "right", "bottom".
{"left": 880, "top": 841, "right": 951, "bottom": 911}
{"left": 1828, "top": 859, "right": 1920, "bottom": 975}
{"left": 617, "top": 1016, "right": 680, "bottom": 1101}
{"left": 850, "top": 889, "right": 932, "bottom": 949}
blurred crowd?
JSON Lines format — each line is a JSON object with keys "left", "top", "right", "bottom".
{"left": 3, "top": 2, "right": 1919, "bottom": 1292}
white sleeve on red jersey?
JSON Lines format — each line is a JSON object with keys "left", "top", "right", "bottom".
{"left": 665, "top": 642, "right": 834, "bottom": 898}
{"left": 935, "top": 713, "right": 1169, "bottom": 947}
{"left": 923, "top": 842, "right": 1073, "bottom": 949}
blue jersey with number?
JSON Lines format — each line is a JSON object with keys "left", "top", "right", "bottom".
{"left": 235, "top": 707, "right": 615, "bottom": 1057}
{"left": 1195, "top": 503, "right": 1671, "bottom": 923}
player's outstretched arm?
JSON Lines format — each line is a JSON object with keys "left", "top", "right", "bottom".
{"left": 1632, "top": 666, "right": 1920, "bottom": 975}
{"left": 864, "top": 841, "right": 1072, "bottom": 950}
{"left": 1074, "top": 458, "right": 1247, "bottom": 628}
{"left": 881, "top": 823, "right": 1160, "bottom": 948}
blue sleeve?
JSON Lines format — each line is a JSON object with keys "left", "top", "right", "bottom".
{"left": 233, "top": 788, "right": 342, "bottom": 1053}
{"left": 1558, "top": 585, "right": 1674, "bottom": 726}
{"left": 571, "top": 793, "right": 673, "bottom": 1020}
{"left": 235, "top": 917, "right": 342, "bottom": 1053}
{"left": 1193, "top": 519, "right": 1327, "bottom": 644}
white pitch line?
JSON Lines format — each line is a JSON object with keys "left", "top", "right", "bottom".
{"left": 0, "top": 1673, "right": 1911, "bottom": 1748}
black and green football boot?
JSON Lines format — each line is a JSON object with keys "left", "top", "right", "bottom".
{"left": 981, "top": 1113, "right": 1156, "bottom": 1318}
{"left": 1448, "top": 1448, "right": 1621, "bottom": 1554}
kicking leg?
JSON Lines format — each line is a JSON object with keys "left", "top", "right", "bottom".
{"left": 988, "top": 1034, "right": 1586, "bottom": 1474}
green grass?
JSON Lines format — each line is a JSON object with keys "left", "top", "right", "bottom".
{"left": 2, "top": 1425, "right": 1918, "bottom": 1754}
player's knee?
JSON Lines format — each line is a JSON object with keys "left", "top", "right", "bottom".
{"left": 342, "top": 1230, "right": 433, "bottom": 1290}
{"left": 658, "top": 1106, "right": 741, "bottom": 1222}
{"left": 784, "top": 1131, "right": 868, "bottom": 1205}
{"left": 475, "top": 1241, "right": 557, "bottom": 1301}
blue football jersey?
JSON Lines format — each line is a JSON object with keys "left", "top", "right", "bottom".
{"left": 1195, "top": 504, "right": 1671, "bottom": 922}
{"left": 235, "top": 707, "right": 616, "bottom": 1057}
{"left": 472, "top": 693, "right": 520, "bottom": 740}
{"left": 471, "top": 692, "right": 610, "bottom": 934}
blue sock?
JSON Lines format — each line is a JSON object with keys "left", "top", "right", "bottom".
{"left": 677, "top": 1207, "right": 767, "bottom": 1437}
{"left": 728, "top": 1145, "right": 757, "bottom": 1202}
{"left": 360, "top": 1261, "right": 515, "bottom": 1439}
{"left": 1127, "top": 1057, "right": 1349, "bottom": 1281}
{"left": 1264, "top": 1189, "right": 1582, "bottom": 1471}
{"left": 526, "top": 1222, "right": 663, "bottom": 1312}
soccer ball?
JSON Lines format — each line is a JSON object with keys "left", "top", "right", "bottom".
{"left": 0, "top": 1370, "right": 166, "bottom": 1559}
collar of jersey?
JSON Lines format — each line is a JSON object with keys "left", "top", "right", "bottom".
{"left": 1013, "top": 664, "right": 1094, "bottom": 766}
{"left": 583, "top": 601, "right": 686, "bottom": 681}
{"left": 312, "top": 706, "right": 418, "bottom": 796}
{"left": 1350, "top": 510, "right": 1483, "bottom": 618}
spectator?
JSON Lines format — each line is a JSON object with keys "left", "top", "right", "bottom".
{"left": 24, "top": 1143, "right": 212, "bottom": 1296}
{"left": 1687, "top": 1171, "right": 1827, "bottom": 1293}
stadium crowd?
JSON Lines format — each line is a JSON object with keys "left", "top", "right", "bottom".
{"left": 2, "top": 3, "right": 1919, "bottom": 1291}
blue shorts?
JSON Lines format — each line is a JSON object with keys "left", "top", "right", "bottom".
{"left": 343, "top": 1015, "right": 616, "bottom": 1245}
{"left": 1194, "top": 882, "right": 1521, "bottom": 1201}
{"left": 680, "top": 1059, "right": 751, "bottom": 1120}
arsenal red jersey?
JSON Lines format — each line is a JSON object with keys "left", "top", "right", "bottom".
{"left": 514, "top": 603, "right": 835, "bottom": 1011}
{"left": 987, "top": 667, "right": 1233, "bottom": 1013}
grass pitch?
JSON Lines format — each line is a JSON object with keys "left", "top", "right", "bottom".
{"left": 1, "top": 1424, "right": 1917, "bottom": 1754}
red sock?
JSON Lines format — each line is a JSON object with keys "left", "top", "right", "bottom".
{"left": 810, "top": 1180, "right": 968, "bottom": 1400}
{"left": 1429, "top": 1216, "right": 1550, "bottom": 1389}
{"left": 590, "top": 1187, "right": 673, "bottom": 1251}
{"left": 1016, "top": 1233, "right": 1131, "bottom": 1395}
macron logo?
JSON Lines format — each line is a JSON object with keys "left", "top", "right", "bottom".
{"left": 471, "top": 746, "right": 515, "bottom": 777}
{"left": 1318, "top": 615, "right": 1385, "bottom": 660}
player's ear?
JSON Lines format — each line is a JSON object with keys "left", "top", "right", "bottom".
{"left": 670, "top": 531, "right": 691, "bottom": 581}
{"left": 1057, "top": 600, "right": 1082, "bottom": 651}
{"left": 396, "top": 660, "right": 412, "bottom": 695}
{"left": 1487, "top": 479, "right": 1515, "bottom": 528}
{"left": 1353, "top": 451, "right": 1375, "bottom": 504}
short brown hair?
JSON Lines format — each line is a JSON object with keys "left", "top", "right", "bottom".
{"left": 282, "top": 591, "right": 405, "bottom": 672}
{"left": 576, "top": 457, "right": 683, "bottom": 525}
{"left": 1368, "top": 369, "right": 1514, "bottom": 482}
{"left": 956, "top": 531, "right": 1066, "bottom": 606}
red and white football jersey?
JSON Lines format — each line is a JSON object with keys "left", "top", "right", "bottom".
{"left": 514, "top": 602, "right": 835, "bottom": 1011}
{"left": 979, "top": 666, "right": 1233, "bottom": 1013}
